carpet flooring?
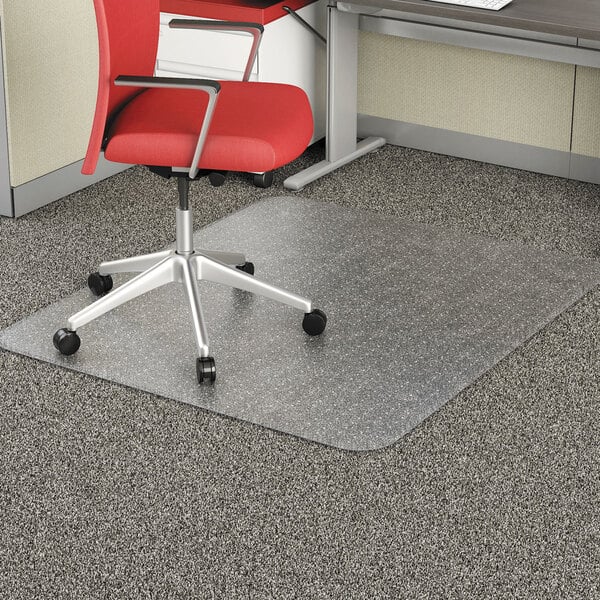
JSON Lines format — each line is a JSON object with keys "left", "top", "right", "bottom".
{"left": 0, "top": 143, "right": 599, "bottom": 598}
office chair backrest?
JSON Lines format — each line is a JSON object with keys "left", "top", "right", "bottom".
{"left": 83, "top": 0, "right": 160, "bottom": 175}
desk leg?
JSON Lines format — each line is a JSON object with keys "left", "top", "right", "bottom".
{"left": 283, "top": 6, "right": 385, "bottom": 191}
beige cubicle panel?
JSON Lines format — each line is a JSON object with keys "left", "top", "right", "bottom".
{"left": 1, "top": 0, "right": 98, "bottom": 187}
{"left": 357, "top": 32, "right": 574, "bottom": 153}
{"left": 0, "top": 0, "right": 127, "bottom": 217}
{"left": 572, "top": 66, "right": 600, "bottom": 158}
{"left": 355, "top": 30, "right": 600, "bottom": 186}
{"left": 569, "top": 65, "right": 600, "bottom": 184}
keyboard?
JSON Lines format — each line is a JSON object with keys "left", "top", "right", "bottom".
{"left": 423, "top": 0, "right": 513, "bottom": 10}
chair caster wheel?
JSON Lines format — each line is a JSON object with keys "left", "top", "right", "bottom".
{"left": 208, "top": 171, "right": 227, "bottom": 187}
{"left": 236, "top": 261, "right": 255, "bottom": 275}
{"left": 88, "top": 272, "right": 113, "bottom": 296}
{"left": 197, "top": 356, "right": 216, "bottom": 384}
{"left": 53, "top": 328, "right": 81, "bottom": 355}
{"left": 302, "top": 308, "right": 327, "bottom": 336}
{"left": 253, "top": 172, "right": 273, "bottom": 188}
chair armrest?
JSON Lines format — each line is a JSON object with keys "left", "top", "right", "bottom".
{"left": 115, "top": 74, "right": 221, "bottom": 93}
{"left": 115, "top": 75, "right": 221, "bottom": 179}
{"left": 168, "top": 19, "right": 264, "bottom": 82}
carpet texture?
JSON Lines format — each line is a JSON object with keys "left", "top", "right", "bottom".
{"left": 0, "top": 143, "right": 599, "bottom": 598}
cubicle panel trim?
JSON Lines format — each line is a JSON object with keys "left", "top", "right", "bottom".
{"left": 0, "top": 17, "right": 14, "bottom": 218}
{"left": 358, "top": 114, "right": 572, "bottom": 179}
{"left": 579, "top": 39, "right": 600, "bottom": 51}
{"left": 12, "top": 157, "right": 130, "bottom": 218}
{"left": 569, "top": 153, "right": 600, "bottom": 186}
{"left": 360, "top": 14, "right": 600, "bottom": 68}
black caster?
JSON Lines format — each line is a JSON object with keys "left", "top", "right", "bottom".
{"left": 88, "top": 272, "right": 113, "bottom": 296}
{"left": 302, "top": 309, "right": 327, "bottom": 336}
{"left": 53, "top": 328, "right": 81, "bottom": 355}
{"left": 236, "top": 261, "right": 255, "bottom": 275}
{"left": 197, "top": 356, "right": 216, "bottom": 384}
{"left": 253, "top": 172, "right": 273, "bottom": 188}
{"left": 208, "top": 171, "right": 227, "bottom": 187}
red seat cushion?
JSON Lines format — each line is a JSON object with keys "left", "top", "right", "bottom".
{"left": 104, "top": 80, "right": 313, "bottom": 173}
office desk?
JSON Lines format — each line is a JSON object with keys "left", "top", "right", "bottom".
{"left": 283, "top": 0, "right": 600, "bottom": 190}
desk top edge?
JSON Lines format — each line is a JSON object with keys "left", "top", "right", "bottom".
{"left": 335, "top": 0, "right": 600, "bottom": 41}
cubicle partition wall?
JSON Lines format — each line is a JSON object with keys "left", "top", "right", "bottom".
{"left": 356, "top": 13, "right": 600, "bottom": 185}
{"left": 571, "top": 51, "right": 600, "bottom": 182}
{"left": 0, "top": 0, "right": 127, "bottom": 218}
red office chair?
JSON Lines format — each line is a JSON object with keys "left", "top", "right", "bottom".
{"left": 53, "top": 0, "right": 326, "bottom": 383}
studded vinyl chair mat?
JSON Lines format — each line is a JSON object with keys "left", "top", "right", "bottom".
{"left": 2, "top": 198, "right": 599, "bottom": 450}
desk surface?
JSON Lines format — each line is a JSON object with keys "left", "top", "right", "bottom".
{"left": 161, "top": 0, "right": 317, "bottom": 24}
{"left": 347, "top": 0, "right": 600, "bottom": 40}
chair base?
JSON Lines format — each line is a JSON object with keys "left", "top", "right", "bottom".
{"left": 53, "top": 182, "right": 325, "bottom": 383}
{"left": 53, "top": 217, "right": 326, "bottom": 382}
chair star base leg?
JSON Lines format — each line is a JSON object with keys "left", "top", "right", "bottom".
{"left": 54, "top": 244, "right": 326, "bottom": 383}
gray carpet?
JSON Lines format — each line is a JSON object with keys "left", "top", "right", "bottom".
{"left": 1, "top": 143, "right": 599, "bottom": 598}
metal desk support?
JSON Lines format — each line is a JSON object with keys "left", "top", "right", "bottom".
{"left": 283, "top": 5, "right": 385, "bottom": 190}
{"left": 284, "top": 0, "right": 600, "bottom": 191}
